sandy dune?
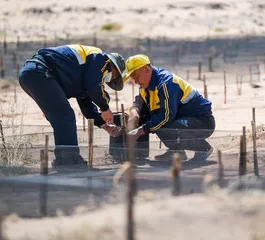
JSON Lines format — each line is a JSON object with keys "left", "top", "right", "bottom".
{"left": 1, "top": 0, "right": 265, "bottom": 41}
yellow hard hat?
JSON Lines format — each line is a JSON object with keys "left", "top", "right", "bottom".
{"left": 122, "top": 54, "right": 151, "bottom": 82}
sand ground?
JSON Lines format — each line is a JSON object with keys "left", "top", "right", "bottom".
{"left": 1, "top": 0, "right": 265, "bottom": 239}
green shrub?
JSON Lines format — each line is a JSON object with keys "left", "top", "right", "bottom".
{"left": 101, "top": 23, "right": 122, "bottom": 31}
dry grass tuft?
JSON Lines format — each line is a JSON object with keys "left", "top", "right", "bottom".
{"left": 101, "top": 23, "right": 122, "bottom": 31}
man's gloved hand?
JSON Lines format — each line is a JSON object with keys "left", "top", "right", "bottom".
{"left": 101, "top": 109, "right": 114, "bottom": 124}
{"left": 128, "top": 107, "right": 140, "bottom": 131}
{"left": 101, "top": 123, "right": 121, "bottom": 137}
{"left": 127, "top": 126, "right": 145, "bottom": 142}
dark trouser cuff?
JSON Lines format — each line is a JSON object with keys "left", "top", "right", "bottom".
{"left": 54, "top": 145, "right": 84, "bottom": 164}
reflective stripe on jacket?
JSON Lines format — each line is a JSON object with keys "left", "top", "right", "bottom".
{"left": 37, "top": 44, "right": 111, "bottom": 111}
{"left": 140, "top": 67, "right": 212, "bottom": 133}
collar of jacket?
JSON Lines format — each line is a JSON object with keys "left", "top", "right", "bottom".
{"left": 146, "top": 66, "right": 158, "bottom": 91}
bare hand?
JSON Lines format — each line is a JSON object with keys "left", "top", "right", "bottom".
{"left": 101, "top": 109, "right": 113, "bottom": 124}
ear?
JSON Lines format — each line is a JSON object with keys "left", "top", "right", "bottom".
{"left": 143, "top": 65, "right": 151, "bottom": 74}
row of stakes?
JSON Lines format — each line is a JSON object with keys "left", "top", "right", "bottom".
{"left": 2, "top": 60, "right": 254, "bottom": 116}
{"left": 1, "top": 32, "right": 263, "bottom": 60}
{"left": 35, "top": 105, "right": 260, "bottom": 240}
{"left": 0, "top": 37, "right": 263, "bottom": 240}
{"left": 0, "top": 105, "right": 261, "bottom": 239}
{"left": 1, "top": 33, "right": 265, "bottom": 83}
{"left": 0, "top": 50, "right": 263, "bottom": 88}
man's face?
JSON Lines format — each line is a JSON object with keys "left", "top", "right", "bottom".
{"left": 130, "top": 66, "right": 152, "bottom": 89}
{"left": 111, "top": 63, "right": 120, "bottom": 80}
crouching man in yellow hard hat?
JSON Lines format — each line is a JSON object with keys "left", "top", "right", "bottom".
{"left": 123, "top": 54, "right": 215, "bottom": 163}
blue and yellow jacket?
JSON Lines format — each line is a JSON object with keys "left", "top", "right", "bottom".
{"left": 36, "top": 45, "right": 111, "bottom": 111}
{"left": 139, "top": 67, "right": 212, "bottom": 133}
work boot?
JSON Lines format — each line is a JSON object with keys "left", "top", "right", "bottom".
{"left": 154, "top": 149, "right": 188, "bottom": 161}
{"left": 52, "top": 146, "right": 88, "bottom": 172}
{"left": 188, "top": 146, "right": 213, "bottom": 163}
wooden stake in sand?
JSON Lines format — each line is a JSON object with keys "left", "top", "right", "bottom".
{"left": 198, "top": 58, "right": 202, "bottom": 80}
{"left": 170, "top": 153, "right": 182, "bottom": 196}
{"left": 239, "top": 76, "right": 243, "bottom": 95}
{"left": 16, "top": 35, "right": 20, "bottom": 50}
{"left": 236, "top": 75, "right": 242, "bottom": 96}
{"left": 121, "top": 104, "right": 128, "bottom": 131}
{"left": 54, "top": 34, "right": 58, "bottom": 47}
{"left": 0, "top": 54, "right": 5, "bottom": 78}
{"left": 82, "top": 115, "right": 86, "bottom": 132}
{"left": 12, "top": 52, "right": 17, "bottom": 69}
{"left": 121, "top": 104, "right": 128, "bottom": 153}
{"left": 0, "top": 120, "right": 8, "bottom": 164}
{"left": 174, "top": 44, "right": 179, "bottom": 64}
{"left": 3, "top": 33, "right": 7, "bottom": 54}
{"left": 115, "top": 91, "right": 119, "bottom": 112}
{"left": 251, "top": 120, "right": 259, "bottom": 177}
{"left": 264, "top": 54, "right": 265, "bottom": 72}
{"left": 224, "top": 70, "right": 227, "bottom": 104}
{"left": 13, "top": 83, "right": 17, "bottom": 104}
{"left": 208, "top": 54, "right": 213, "bottom": 72}
{"left": 159, "top": 140, "right": 162, "bottom": 149}
{"left": 251, "top": 108, "right": 259, "bottom": 176}
{"left": 186, "top": 68, "right": 189, "bottom": 81}
{"left": 217, "top": 150, "right": 224, "bottom": 187}
{"left": 252, "top": 107, "right": 256, "bottom": 124}
{"left": 256, "top": 57, "right": 260, "bottom": 82}
{"left": 147, "top": 37, "right": 151, "bottom": 55}
{"left": 203, "top": 74, "right": 208, "bottom": 99}
{"left": 135, "top": 37, "right": 140, "bottom": 53}
{"left": 126, "top": 133, "right": 136, "bottom": 240}
{"left": 16, "top": 62, "right": 20, "bottom": 76}
{"left": 88, "top": 119, "right": 94, "bottom": 168}
{"left": 249, "top": 66, "right": 252, "bottom": 84}
{"left": 93, "top": 32, "right": 97, "bottom": 46}
{"left": 43, "top": 36, "right": 47, "bottom": 48}
{"left": 39, "top": 137, "right": 48, "bottom": 217}
{"left": 39, "top": 150, "right": 47, "bottom": 216}
{"left": 239, "top": 126, "right": 247, "bottom": 176}
{"left": 41, "top": 135, "right": 49, "bottom": 175}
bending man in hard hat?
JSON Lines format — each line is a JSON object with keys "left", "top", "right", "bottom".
{"left": 124, "top": 54, "right": 215, "bottom": 162}
{"left": 18, "top": 45, "right": 125, "bottom": 170}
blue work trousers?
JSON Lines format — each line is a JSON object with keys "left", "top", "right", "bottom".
{"left": 155, "top": 115, "right": 215, "bottom": 152}
{"left": 18, "top": 62, "right": 102, "bottom": 163}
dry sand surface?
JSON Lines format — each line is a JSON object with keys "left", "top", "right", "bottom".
{"left": 3, "top": 191, "right": 265, "bottom": 240}
{"left": 1, "top": 0, "right": 265, "bottom": 239}
{"left": 1, "top": 0, "right": 265, "bottom": 40}
{"left": 1, "top": 56, "right": 265, "bottom": 238}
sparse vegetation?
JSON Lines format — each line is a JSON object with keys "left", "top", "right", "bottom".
{"left": 101, "top": 23, "right": 122, "bottom": 31}
{"left": 23, "top": 7, "right": 54, "bottom": 15}
{"left": 0, "top": 96, "right": 38, "bottom": 167}
{"left": 214, "top": 27, "right": 225, "bottom": 33}
{"left": 131, "top": 8, "right": 148, "bottom": 14}
{"left": 207, "top": 3, "right": 228, "bottom": 10}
